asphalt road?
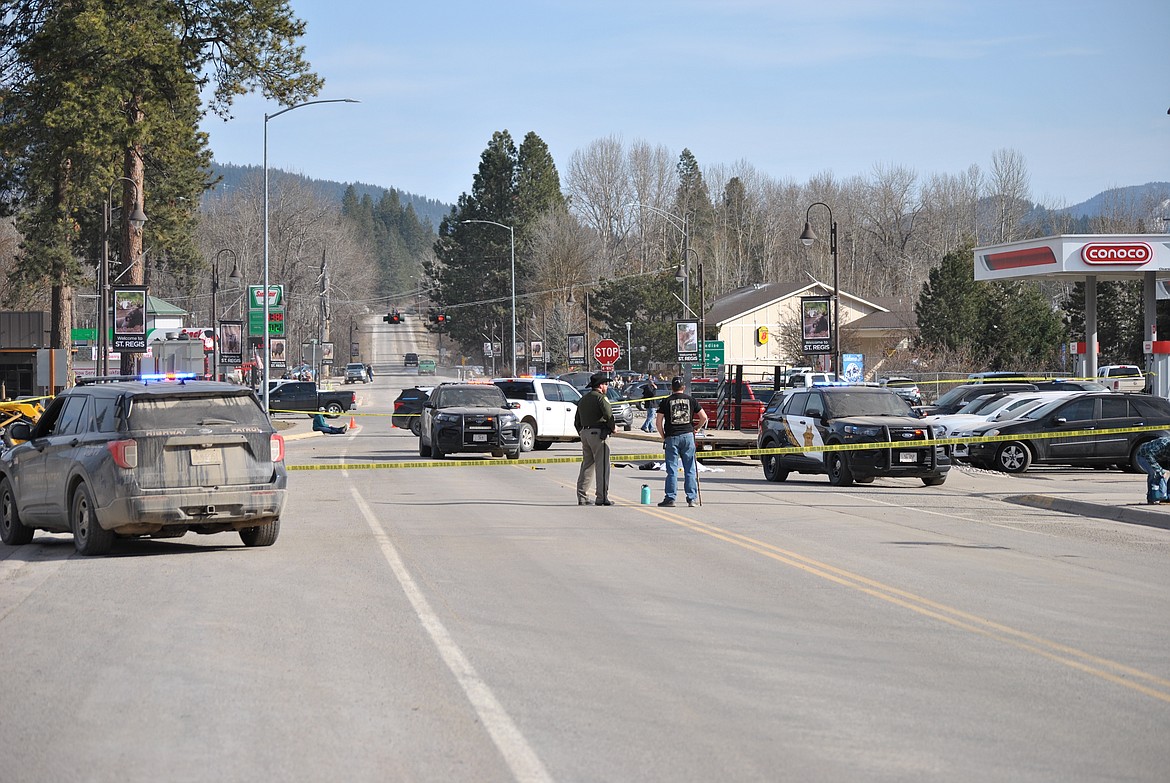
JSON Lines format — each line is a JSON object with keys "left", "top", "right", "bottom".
{"left": 2, "top": 372, "right": 1169, "bottom": 782}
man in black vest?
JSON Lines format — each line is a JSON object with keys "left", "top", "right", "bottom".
{"left": 655, "top": 376, "right": 708, "bottom": 507}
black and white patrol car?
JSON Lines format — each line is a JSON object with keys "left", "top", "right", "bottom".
{"left": 418, "top": 383, "right": 522, "bottom": 460}
{"left": 757, "top": 385, "right": 950, "bottom": 487}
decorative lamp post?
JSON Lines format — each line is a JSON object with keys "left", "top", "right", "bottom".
{"left": 101, "top": 178, "right": 147, "bottom": 376}
{"left": 263, "top": 97, "right": 358, "bottom": 410}
{"left": 211, "top": 249, "right": 242, "bottom": 380}
{"left": 461, "top": 219, "right": 517, "bottom": 375}
{"left": 799, "top": 202, "right": 840, "bottom": 378}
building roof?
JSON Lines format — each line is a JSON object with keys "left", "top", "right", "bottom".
{"left": 706, "top": 281, "right": 818, "bottom": 325}
{"left": 705, "top": 281, "right": 890, "bottom": 325}
{"left": 148, "top": 296, "right": 186, "bottom": 316}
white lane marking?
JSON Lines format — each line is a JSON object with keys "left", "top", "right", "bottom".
{"left": 349, "top": 484, "right": 553, "bottom": 783}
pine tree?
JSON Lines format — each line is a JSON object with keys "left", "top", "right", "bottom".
{"left": 0, "top": 0, "right": 321, "bottom": 372}
{"left": 916, "top": 247, "right": 990, "bottom": 356}
{"left": 430, "top": 130, "right": 566, "bottom": 364}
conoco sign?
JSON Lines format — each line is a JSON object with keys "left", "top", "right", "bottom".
{"left": 1081, "top": 242, "right": 1152, "bottom": 265}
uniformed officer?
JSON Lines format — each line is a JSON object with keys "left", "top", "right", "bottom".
{"left": 574, "top": 373, "right": 616, "bottom": 506}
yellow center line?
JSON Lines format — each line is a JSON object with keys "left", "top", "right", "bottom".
{"left": 555, "top": 480, "right": 1170, "bottom": 703}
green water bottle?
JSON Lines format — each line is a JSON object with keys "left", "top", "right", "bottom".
{"left": 640, "top": 484, "right": 651, "bottom": 504}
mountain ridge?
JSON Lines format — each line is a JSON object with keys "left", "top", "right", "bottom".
{"left": 211, "top": 161, "right": 1167, "bottom": 231}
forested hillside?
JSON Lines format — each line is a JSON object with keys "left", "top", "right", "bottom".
{"left": 210, "top": 162, "right": 451, "bottom": 227}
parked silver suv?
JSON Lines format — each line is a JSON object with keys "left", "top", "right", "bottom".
{"left": 0, "top": 375, "right": 287, "bottom": 556}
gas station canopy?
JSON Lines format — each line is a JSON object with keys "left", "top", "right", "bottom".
{"left": 973, "top": 234, "right": 1170, "bottom": 392}
{"left": 975, "top": 234, "right": 1170, "bottom": 282}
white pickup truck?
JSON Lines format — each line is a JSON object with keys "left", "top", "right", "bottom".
{"left": 492, "top": 377, "right": 582, "bottom": 452}
{"left": 1096, "top": 365, "right": 1145, "bottom": 393}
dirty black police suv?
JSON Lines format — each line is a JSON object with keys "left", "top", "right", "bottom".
{"left": 0, "top": 374, "right": 286, "bottom": 556}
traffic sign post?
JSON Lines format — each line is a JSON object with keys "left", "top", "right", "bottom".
{"left": 691, "top": 339, "right": 724, "bottom": 372}
{"left": 594, "top": 338, "right": 621, "bottom": 371}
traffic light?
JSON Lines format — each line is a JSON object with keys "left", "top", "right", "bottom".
{"left": 383, "top": 310, "right": 401, "bottom": 324}
{"left": 436, "top": 313, "right": 445, "bottom": 324}
{"left": 427, "top": 307, "right": 438, "bottom": 323}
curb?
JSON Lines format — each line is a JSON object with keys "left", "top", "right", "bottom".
{"left": 1004, "top": 494, "right": 1170, "bottom": 531}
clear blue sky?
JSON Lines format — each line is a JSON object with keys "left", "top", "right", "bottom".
{"left": 200, "top": 0, "right": 1170, "bottom": 208}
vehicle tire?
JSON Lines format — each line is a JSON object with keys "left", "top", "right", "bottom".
{"left": 995, "top": 442, "right": 1032, "bottom": 473}
{"left": 240, "top": 518, "right": 280, "bottom": 547}
{"left": 624, "top": 422, "right": 632, "bottom": 432}
{"left": 418, "top": 438, "right": 429, "bottom": 457}
{"left": 761, "top": 453, "right": 789, "bottom": 482}
{"left": 505, "top": 450, "right": 521, "bottom": 460}
{"left": 855, "top": 476, "right": 875, "bottom": 484}
{"left": 71, "top": 483, "right": 114, "bottom": 556}
{"left": 432, "top": 441, "right": 446, "bottom": 459}
{"left": 1123, "top": 443, "right": 1148, "bottom": 474}
{"left": 409, "top": 418, "right": 421, "bottom": 437}
{"left": 922, "top": 476, "right": 947, "bottom": 486}
{"left": 0, "top": 476, "right": 33, "bottom": 546}
{"left": 533, "top": 440, "right": 553, "bottom": 451}
{"left": 518, "top": 422, "right": 536, "bottom": 452}
{"left": 325, "top": 402, "right": 343, "bottom": 418}
{"left": 826, "top": 450, "right": 854, "bottom": 487}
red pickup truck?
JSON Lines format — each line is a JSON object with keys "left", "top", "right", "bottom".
{"left": 690, "top": 379, "right": 768, "bottom": 430}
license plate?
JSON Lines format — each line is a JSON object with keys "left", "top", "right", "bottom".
{"left": 898, "top": 451, "right": 918, "bottom": 463}
{"left": 473, "top": 434, "right": 487, "bottom": 442}
{"left": 190, "top": 447, "right": 222, "bottom": 466}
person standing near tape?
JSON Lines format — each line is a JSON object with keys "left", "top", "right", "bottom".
{"left": 1135, "top": 436, "right": 1170, "bottom": 504}
{"left": 655, "top": 376, "right": 708, "bottom": 507}
{"left": 574, "top": 373, "right": 617, "bottom": 506}
{"left": 640, "top": 377, "right": 657, "bottom": 432}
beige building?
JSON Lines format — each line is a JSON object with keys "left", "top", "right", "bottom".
{"left": 705, "top": 281, "right": 917, "bottom": 378}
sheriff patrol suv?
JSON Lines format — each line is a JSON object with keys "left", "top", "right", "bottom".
{"left": 418, "top": 382, "right": 522, "bottom": 460}
{"left": 0, "top": 374, "right": 286, "bottom": 556}
{"left": 757, "top": 385, "right": 949, "bottom": 487}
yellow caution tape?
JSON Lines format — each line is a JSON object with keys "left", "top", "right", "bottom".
{"left": 285, "top": 421, "right": 1170, "bottom": 471}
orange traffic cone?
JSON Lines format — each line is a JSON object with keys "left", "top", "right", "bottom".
{"left": 349, "top": 415, "right": 357, "bottom": 429}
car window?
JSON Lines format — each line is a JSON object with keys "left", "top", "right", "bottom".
{"left": 1131, "top": 396, "right": 1170, "bottom": 418}
{"left": 824, "top": 391, "right": 912, "bottom": 417}
{"left": 782, "top": 391, "right": 808, "bottom": 415}
{"left": 764, "top": 395, "right": 785, "bottom": 416}
{"left": 495, "top": 381, "right": 534, "bottom": 400}
{"left": 93, "top": 395, "right": 119, "bottom": 433}
{"left": 53, "top": 395, "right": 90, "bottom": 436}
{"left": 438, "top": 388, "right": 507, "bottom": 408}
{"left": 1099, "top": 397, "right": 1132, "bottom": 419}
{"left": 1052, "top": 398, "right": 1095, "bottom": 422}
{"left": 128, "top": 394, "right": 269, "bottom": 428}
{"left": 957, "top": 394, "right": 998, "bottom": 414}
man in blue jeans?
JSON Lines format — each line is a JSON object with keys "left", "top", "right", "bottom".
{"left": 1135, "top": 436, "right": 1170, "bottom": 504}
{"left": 655, "top": 376, "right": 708, "bottom": 507}
{"left": 640, "top": 378, "right": 657, "bottom": 432}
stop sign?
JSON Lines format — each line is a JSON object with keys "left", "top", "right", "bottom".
{"left": 593, "top": 338, "right": 621, "bottom": 367}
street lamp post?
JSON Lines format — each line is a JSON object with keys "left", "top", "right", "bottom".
{"left": 461, "top": 219, "right": 517, "bottom": 375}
{"left": 799, "top": 202, "right": 840, "bottom": 378}
{"left": 211, "top": 249, "right": 241, "bottom": 380}
{"left": 627, "top": 203, "right": 690, "bottom": 311}
{"left": 675, "top": 259, "right": 706, "bottom": 376}
{"left": 100, "top": 178, "right": 147, "bottom": 376}
{"left": 263, "top": 97, "right": 358, "bottom": 410}
{"left": 625, "top": 321, "right": 632, "bottom": 372}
